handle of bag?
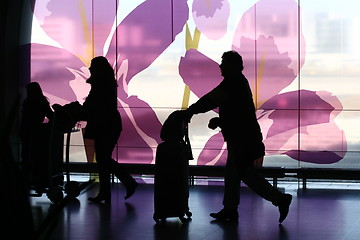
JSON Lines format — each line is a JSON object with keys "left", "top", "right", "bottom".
{"left": 184, "top": 123, "right": 194, "bottom": 160}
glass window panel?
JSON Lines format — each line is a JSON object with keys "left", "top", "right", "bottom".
{"left": 329, "top": 110, "right": 360, "bottom": 152}
{"left": 116, "top": 146, "right": 157, "bottom": 164}
{"left": 300, "top": 0, "right": 360, "bottom": 110}
{"left": 93, "top": 0, "right": 117, "bottom": 58}
{"left": 299, "top": 152, "right": 360, "bottom": 169}
{"left": 63, "top": 146, "right": 89, "bottom": 163}
{"left": 28, "top": 0, "right": 360, "bottom": 169}
{"left": 262, "top": 109, "right": 299, "bottom": 152}
{"left": 299, "top": 110, "right": 346, "bottom": 152}
{"left": 263, "top": 152, "right": 299, "bottom": 168}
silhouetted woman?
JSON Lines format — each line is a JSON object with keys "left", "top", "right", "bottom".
{"left": 83, "top": 56, "right": 137, "bottom": 203}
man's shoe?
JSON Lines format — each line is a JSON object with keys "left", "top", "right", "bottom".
{"left": 278, "top": 194, "right": 292, "bottom": 223}
{"left": 210, "top": 209, "right": 238, "bottom": 221}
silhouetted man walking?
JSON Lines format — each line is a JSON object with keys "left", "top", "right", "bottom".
{"left": 185, "top": 51, "right": 292, "bottom": 223}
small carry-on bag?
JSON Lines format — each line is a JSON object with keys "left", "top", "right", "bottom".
{"left": 153, "top": 110, "right": 193, "bottom": 223}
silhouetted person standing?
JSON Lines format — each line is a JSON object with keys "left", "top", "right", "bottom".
{"left": 83, "top": 56, "right": 137, "bottom": 203}
{"left": 185, "top": 51, "right": 292, "bottom": 223}
{"left": 20, "top": 82, "right": 54, "bottom": 181}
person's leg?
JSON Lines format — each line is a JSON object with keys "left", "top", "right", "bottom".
{"left": 109, "top": 158, "right": 138, "bottom": 199}
{"left": 240, "top": 157, "right": 292, "bottom": 223}
{"left": 210, "top": 144, "right": 240, "bottom": 221}
{"left": 97, "top": 131, "right": 137, "bottom": 200}
{"left": 88, "top": 139, "right": 112, "bottom": 203}
{"left": 240, "top": 160, "right": 283, "bottom": 204}
{"left": 223, "top": 146, "right": 241, "bottom": 210}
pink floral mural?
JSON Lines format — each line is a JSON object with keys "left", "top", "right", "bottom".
{"left": 29, "top": 0, "right": 347, "bottom": 166}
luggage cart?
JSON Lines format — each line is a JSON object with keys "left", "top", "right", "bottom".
{"left": 29, "top": 103, "right": 82, "bottom": 203}
{"left": 28, "top": 122, "right": 64, "bottom": 203}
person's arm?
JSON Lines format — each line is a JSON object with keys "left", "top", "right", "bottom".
{"left": 81, "top": 88, "right": 97, "bottom": 121}
{"left": 188, "top": 85, "right": 228, "bottom": 114}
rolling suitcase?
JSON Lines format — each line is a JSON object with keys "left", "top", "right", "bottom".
{"left": 153, "top": 111, "right": 193, "bottom": 223}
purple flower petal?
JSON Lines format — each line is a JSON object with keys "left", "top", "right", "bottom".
{"left": 107, "top": 0, "right": 189, "bottom": 164}
{"left": 233, "top": 35, "right": 296, "bottom": 107}
{"left": 285, "top": 150, "right": 345, "bottom": 164}
{"left": 106, "top": 0, "right": 189, "bottom": 84}
{"left": 262, "top": 90, "right": 336, "bottom": 138}
{"left": 116, "top": 108, "right": 155, "bottom": 164}
{"left": 192, "top": 0, "right": 230, "bottom": 40}
{"left": 39, "top": 0, "right": 119, "bottom": 62}
{"left": 233, "top": 0, "right": 306, "bottom": 75}
{"left": 30, "top": 43, "right": 85, "bottom": 102}
{"left": 193, "top": 0, "right": 223, "bottom": 17}
{"left": 116, "top": 96, "right": 162, "bottom": 164}
{"left": 263, "top": 122, "right": 347, "bottom": 164}
{"left": 124, "top": 96, "right": 163, "bottom": 144}
{"left": 261, "top": 90, "right": 346, "bottom": 164}
{"left": 197, "top": 132, "right": 227, "bottom": 166}
{"left": 179, "top": 49, "right": 222, "bottom": 98}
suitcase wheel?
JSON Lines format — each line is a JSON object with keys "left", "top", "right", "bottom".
{"left": 180, "top": 211, "right": 192, "bottom": 223}
{"left": 179, "top": 216, "right": 187, "bottom": 224}
{"left": 65, "top": 181, "right": 81, "bottom": 198}
{"left": 47, "top": 185, "right": 64, "bottom": 203}
{"left": 153, "top": 213, "right": 160, "bottom": 224}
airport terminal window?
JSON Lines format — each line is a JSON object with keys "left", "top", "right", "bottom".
{"left": 28, "top": 0, "right": 360, "bottom": 168}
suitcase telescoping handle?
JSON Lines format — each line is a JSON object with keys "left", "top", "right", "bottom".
{"left": 184, "top": 123, "right": 194, "bottom": 160}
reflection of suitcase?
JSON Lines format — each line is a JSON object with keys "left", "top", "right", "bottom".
{"left": 153, "top": 111, "right": 193, "bottom": 223}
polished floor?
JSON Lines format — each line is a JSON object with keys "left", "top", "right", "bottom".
{"left": 31, "top": 179, "right": 360, "bottom": 240}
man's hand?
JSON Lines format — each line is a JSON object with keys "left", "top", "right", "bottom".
{"left": 208, "top": 117, "right": 221, "bottom": 130}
